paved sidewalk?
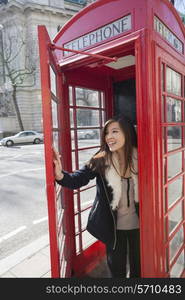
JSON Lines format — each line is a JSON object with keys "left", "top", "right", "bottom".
{"left": 0, "top": 233, "right": 110, "bottom": 278}
{"left": 0, "top": 234, "right": 51, "bottom": 278}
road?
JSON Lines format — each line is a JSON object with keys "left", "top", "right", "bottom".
{"left": 0, "top": 143, "right": 48, "bottom": 260}
{"left": 0, "top": 139, "right": 99, "bottom": 260}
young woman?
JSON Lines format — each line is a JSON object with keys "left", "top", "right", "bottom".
{"left": 53, "top": 115, "right": 140, "bottom": 278}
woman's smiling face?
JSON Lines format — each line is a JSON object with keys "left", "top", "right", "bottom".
{"left": 105, "top": 121, "right": 125, "bottom": 153}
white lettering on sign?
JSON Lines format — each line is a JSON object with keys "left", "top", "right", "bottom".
{"left": 63, "top": 15, "right": 131, "bottom": 56}
{"left": 154, "top": 16, "right": 183, "bottom": 54}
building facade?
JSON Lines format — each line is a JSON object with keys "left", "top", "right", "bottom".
{"left": 0, "top": 0, "right": 92, "bottom": 135}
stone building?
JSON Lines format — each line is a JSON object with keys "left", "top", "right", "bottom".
{"left": 0, "top": 0, "right": 91, "bottom": 135}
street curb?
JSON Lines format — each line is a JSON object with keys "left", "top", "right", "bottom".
{"left": 0, "top": 234, "right": 49, "bottom": 276}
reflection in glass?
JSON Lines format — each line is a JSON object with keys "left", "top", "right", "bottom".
{"left": 69, "top": 86, "right": 73, "bottom": 105}
{"left": 168, "top": 152, "right": 182, "bottom": 179}
{"left": 78, "top": 148, "right": 98, "bottom": 168}
{"left": 161, "top": 63, "right": 165, "bottom": 92}
{"left": 75, "top": 235, "right": 80, "bottom": 254}
{"left": 51, "top": 100, "right": 58, "bottom": 128}
{"left": 102, "top": 111, "right": 106, "bottom": 125}
{"left": 163, "top": 157, "right": 167, "bottom": 184}
{"left": 170, "top": 250, "right": 184, "bottom": 277}
{"left": 71, "top": 130, "right": 75, "bottom": 149}
{"left": 80, "top": 187, "right": 96, "bottom": 207}
{"left": 77, "top": 130, "right": 100, "bottom": 148}
{"left": 169, "top": 227, "right": 184, "bottom": 262}
{"left": 53, "top": 131, "right": 59, "bottom": 151}
{"left": 163, "top": 127, "right": 167, "bottom": 153}
{"left": 162, "top": 96, "right": 165, "bottom": 122}
{"left": 167, "top": 126, "right": 182, "bottom": 151}
{"left": 73, "top": 194, "right": 78, "bottom": 213}
{"left": 70, "top": 108, "right": 74, "bottom": 128}
{"left": 164, "top": 188, "right": 167, "bottom": 213}
{"left": 168, "top": 177, "right": 183, "bottom": 207}
{"left": 57, "top": 199, "right": 64, "bottom": 224}
{"left": 168, "top": 201, "right": 182, "bottom": 234}
{"left": 166, "top": 67, "right": 181, "bottom": 96}
{"left": 72, "top": 151, "right": 76, "bottom": 171}
{"left": 81, "top": 208, "right": 91, "bottom": 229}
{"left": 74, "top": 214, "right": 79, "bottom": 234}
{"left": 75, "top": 88, "right": 99, "bottom": 107}
{"left": 76, "top": 109, "right": 99, "bottom": 127}
{"left": 82, "top": 230, "right": 97, "bottom": 250}
{"left": 77, "top": 129, "right": 99, "bottom": 140}
{"left": 49, "top": 65, "right": 57, "bottom": 95}
{"left": 101, "top": 91, "right": 105, "bottom": 108}
{"left": 166, "top": 98, "right": 182, "bottom": 122}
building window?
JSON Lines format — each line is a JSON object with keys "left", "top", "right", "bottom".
{"left": 65, "top": 0, "right": 87, "bottom": 6}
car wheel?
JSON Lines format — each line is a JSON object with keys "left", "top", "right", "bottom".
{"left": 33, "top": 138, "right": 41, "bottom": 144}
{"left": 6, "top": 140, "right": 14, "bottom": 147}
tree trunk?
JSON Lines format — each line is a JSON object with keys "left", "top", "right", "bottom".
{"left": 12, "top": 85, "right": 24, "bottom": 131}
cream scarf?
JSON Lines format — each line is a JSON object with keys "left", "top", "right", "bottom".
{"left": 105, "top": 148, "right": 138, "bottom": 210}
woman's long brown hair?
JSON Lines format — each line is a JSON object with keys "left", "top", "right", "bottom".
{"left": 87, "top": 115, "right": 138, "bottom": 176}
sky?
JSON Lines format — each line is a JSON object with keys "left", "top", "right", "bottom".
{"left": 175, "top": 0, "right": 185, "bottom": 14}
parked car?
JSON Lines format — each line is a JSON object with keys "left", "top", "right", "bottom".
{"left": 0, "top": 131, "right": 44, "bottom": 146}
{"left": 78, "top": 129, "right": 99, "bottom": 139}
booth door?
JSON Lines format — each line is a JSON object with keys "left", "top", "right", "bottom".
{"left": 38, "top": 26, "right": 71, "bottom": 277}
{"left": 62, "top": 69, "right": 111, "bottom": 276}
{"left": 156, "top": 47, "right": 185, "bottom": 277}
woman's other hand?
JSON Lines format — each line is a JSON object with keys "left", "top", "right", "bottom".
{"left": 53, "top": 147, "right": 64, "bottom": 181}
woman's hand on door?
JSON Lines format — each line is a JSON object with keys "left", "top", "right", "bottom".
{"left": 53, "top": 147, "right": 64, "bottom": 181}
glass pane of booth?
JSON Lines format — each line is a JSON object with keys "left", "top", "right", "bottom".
{"left": 76, "top": 109, "right": 99, "bottom": 127}
{"left": 166, "top": 67, "right": 182, "bottom": 96}
{"left": 53, "top": 131, "right": 59, "bottom": 151}
{"left": 78, "top": 148, "right": 99, "bottom": 168}
{"left": 51, "top": 100, "right": 59, "bottom": 129}
{"left": 168, "top": 152, "right": 182, "bottom": 179}
{"left": 69, "top": 86, "right": 73, "bottom": 105}
{"left": 166, "top": 98, "right": 182, "bottom": 122}
{"left": 75, "top": 88, "right": 99, "bottom": 107}
{"left": 77, "top": 129, "right": 100, "bottom": 143}
{"left": 161, "top": 63, "right": 165, "bottom": 92}
{"left": 70, "top": 109, "right": 74, "bottom": 127}
{"left": 168, "top": 177, "right": 183, "bottom": 207}
{"left": 167, "top": 126, "right": 182, "bottom": 151}
{"left": 80, "top": 187, "right": 96, "bottom": 206}
{"left": 101, "top": 91, "right": 105, "bottom": 108}
{"left": 82, "top": 230, "right": 97, "bottom": 250}
{"left": 49, "top": 65, "right": 57, "bottom": 96}
{"left": 168, "top": 201, "right": 183, "bottom": 234}
{"left": 169, "top": 226, "right": 184, "bottom": 262}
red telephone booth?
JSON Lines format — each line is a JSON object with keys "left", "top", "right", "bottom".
{"left": 38, "top": 0, "right": 185, "bottom": 278}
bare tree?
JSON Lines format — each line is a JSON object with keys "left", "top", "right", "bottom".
{"left": 0, "top": 22, "right": 36, "bottom": 131}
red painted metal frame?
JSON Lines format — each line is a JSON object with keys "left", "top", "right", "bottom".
{"left": 38, "top": 26, "right": 61, "bottom": 277}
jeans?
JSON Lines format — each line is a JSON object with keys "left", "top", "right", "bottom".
{"left": 106, "top": 229, "right": 141, "bottom": 278}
